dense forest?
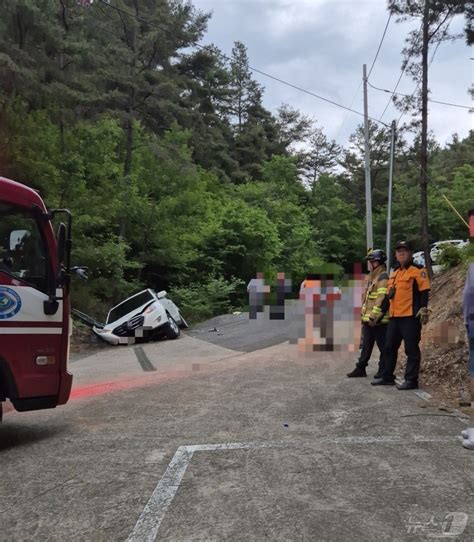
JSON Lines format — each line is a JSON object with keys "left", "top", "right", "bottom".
{"left": 0, "top": 0, "right": 472, "bottom": 321}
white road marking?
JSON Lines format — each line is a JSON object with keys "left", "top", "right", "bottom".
{"left": 128, "top": 447, "right": 193, "bottom": 542}
{"left": 128, "top": 435, "right": 459, "bottom": 541}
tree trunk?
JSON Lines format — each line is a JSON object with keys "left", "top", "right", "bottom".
{"left": 420, "top": 0, "right": 432, "bottom": 278}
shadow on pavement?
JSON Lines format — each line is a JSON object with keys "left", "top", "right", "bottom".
{"left": 0, "top": 422, "right": 66, "bottom": 452}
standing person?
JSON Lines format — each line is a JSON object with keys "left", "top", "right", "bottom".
{"left": 270, "top": 272, "right": 292, "bottom": 320}
{"left": 319, "top": 274, "right": 342, "bottom": 351}
{"left": 247, "top": 272, "right": 269, "bottom": 319}
{"left": 462, "top": 208, "right": 474, "bottom": 450}
{"left": 299, "top": 274, "right": 321, "bottom": 351}
{"left": 372, "top": 240, "right": 430, "bottom": 389}
{"left": 347, "top": 249, "right": 389, "bottom": 378}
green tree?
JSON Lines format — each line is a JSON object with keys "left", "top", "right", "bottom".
{"left": 310, "top": 174, "right": 365, "bottom": 265}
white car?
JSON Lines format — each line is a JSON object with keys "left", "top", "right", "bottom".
{"left": 412, "top": 250, "right": 426, "bottom": 266}
{"left": 93, "top": 289, "right": 188, "bottom": 345}
{"left": 430, "top": 239, "right": 467, "bottom": 263}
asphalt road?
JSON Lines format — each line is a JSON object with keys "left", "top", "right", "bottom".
{"left": 0, "top": 312, "right": 472, "bottom": 541}
{"left": 186, "top": 310, "right": 300, "bottom": 352}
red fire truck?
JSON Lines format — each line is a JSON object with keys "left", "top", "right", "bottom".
{"left": 0, "top": 177, "right": 77, "bottom": 420}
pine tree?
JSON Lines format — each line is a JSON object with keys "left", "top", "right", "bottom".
{"left": 388, "top": 0, "right": 471, "bottom": 276}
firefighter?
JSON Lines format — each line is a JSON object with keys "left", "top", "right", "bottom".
{"left": 347, "top": 249, "right": 389, "bottom": 378}
{"left": 372, "top": 240, "right": 430, "bottom": 389}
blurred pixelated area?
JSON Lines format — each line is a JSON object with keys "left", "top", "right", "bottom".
{"left": 247, "top": 265, "right": 365, "bottom": 355}
{"left": 119, "top": 326, "right": 154, "bottom": 345}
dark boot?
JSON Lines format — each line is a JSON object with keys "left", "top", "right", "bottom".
{"left": 347, "top": 366, "right": 367, "bottom": 378}
{"left": 371, "top": 378, "right": 395, "bottom": 386}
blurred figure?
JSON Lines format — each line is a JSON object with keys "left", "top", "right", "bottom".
{"left": 247, "top": 272, "right": 270, "bottom": 319}
{"left": 270, "top": 271, "right": 292, "bottom": 320}
{"left": 299, "top": 270, "right": 341, "bottom": 351}
{"left": 347, "top": 249, "right": 389, "bottom": 378}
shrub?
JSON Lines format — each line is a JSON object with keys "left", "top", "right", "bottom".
{"left": 170, "top": 276, "right": 245, "bottom": 323}
{"left": 437, "top": 244, "right": 465, "bottom": 271}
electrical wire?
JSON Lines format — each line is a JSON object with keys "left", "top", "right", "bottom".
{"left": 334, "top": 81, "right": 362, "bottom": 142}
{"left": 96, "top": 0, "right": 389, "bottom": 126}
{"left": 368, "top": 13, "right": 392, "bottom": 78}
{"left": 379, "top": 66, "right": 407, "bottom": 122}
{"left": 335, "top": 12, "right": 392, "bottom": 140}
{"left": 368, "top": 80, "right": 470, "bottom": 110}
{"left": 378, "top": 23, "right": 424, "bottom": 122}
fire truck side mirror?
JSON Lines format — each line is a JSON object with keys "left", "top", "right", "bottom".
{"left": 57, "top": 223, "right": 67, "bottom": 266}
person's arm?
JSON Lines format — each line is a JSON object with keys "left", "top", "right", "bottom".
{"left": 416, "top": 268, "right": 430, "bottom": 307}
{"left": 368, "top": 273, "right": 389, "bottom": 323}
{"left": 415, "top": 268, "right": 431, "bottom": 323}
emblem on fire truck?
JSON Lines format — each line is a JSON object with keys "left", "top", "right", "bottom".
{"left": 0, "top": 286, "right": 22, "bottom": 319}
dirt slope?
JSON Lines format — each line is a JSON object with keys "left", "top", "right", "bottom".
{"left": 416, "top": 266, "right": 470, "bottom": 405}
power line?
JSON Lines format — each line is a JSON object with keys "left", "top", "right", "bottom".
{"left": 96, "top": 0, "right": 389, "bottom": 126}
{"left": 378, "top": 68, "right": 405, "bottom": 122}
{"left": 377, "top": 23, "right": 424, "bottom": 122}
{"left": 367, "top": 80, "right": 471, "bottom": 110}
{"left": 334, "top": 81, "right": 362, "bottom": 141}
{"left": 335, "top": 13, "right": 392, "bottom": 140}
{"left": 244, "top": 67, "right": 388, "bottom": 125}
{"left": 368, "top": 13, "right": 392, "bottom": 78}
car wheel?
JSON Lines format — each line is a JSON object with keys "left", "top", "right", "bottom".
{"left": 165, "top": 314, "right": 180, "bottom": 339}
{"left": 178, "top": 312, "right": 189, "bottom": 329}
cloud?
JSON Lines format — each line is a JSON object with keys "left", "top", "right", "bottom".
{"left": 194, "top": 0, "right": 473, "bottom": 146}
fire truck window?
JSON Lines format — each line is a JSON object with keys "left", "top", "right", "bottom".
{"left": 0, "top": 203, "right": 50, "bottom": 293}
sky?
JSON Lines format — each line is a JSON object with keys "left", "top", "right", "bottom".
{"left": 191, "top": 0, "right": 473, "bottom": 148}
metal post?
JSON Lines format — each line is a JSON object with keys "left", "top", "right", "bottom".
{"left": 363, "top": 64, "right": 373, "bottom": 251}
{"left": 386, "top": 120, "right": 396, "bottom": 271}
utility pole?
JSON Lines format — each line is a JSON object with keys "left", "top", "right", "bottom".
{"left": 386, "top": 120, "right": 396, "bottom": 271}
{"left": 363, "top": 64, "right": 373, "bottom": 252}
{"left": 420, "top": 0, "right": 432, "bottom": 278}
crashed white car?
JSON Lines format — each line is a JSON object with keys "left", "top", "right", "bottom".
{"left": 93, "top": 289, "right": 188, "bottom": 345}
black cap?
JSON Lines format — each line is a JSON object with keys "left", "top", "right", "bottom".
{"left": 395, "top": 240, "right": 413, "bottom": 251}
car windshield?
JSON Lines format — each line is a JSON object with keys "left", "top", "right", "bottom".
{"left": 107, "top": 290, "right": 154, "bottom": 324}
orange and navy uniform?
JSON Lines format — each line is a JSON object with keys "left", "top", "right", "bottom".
{"left": 387, "top": 263, "right": 430, "bottom": 318}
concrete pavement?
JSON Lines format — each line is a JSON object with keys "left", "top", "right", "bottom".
{"left": 0, "top": 323, "right": 472, "bottom": 541}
